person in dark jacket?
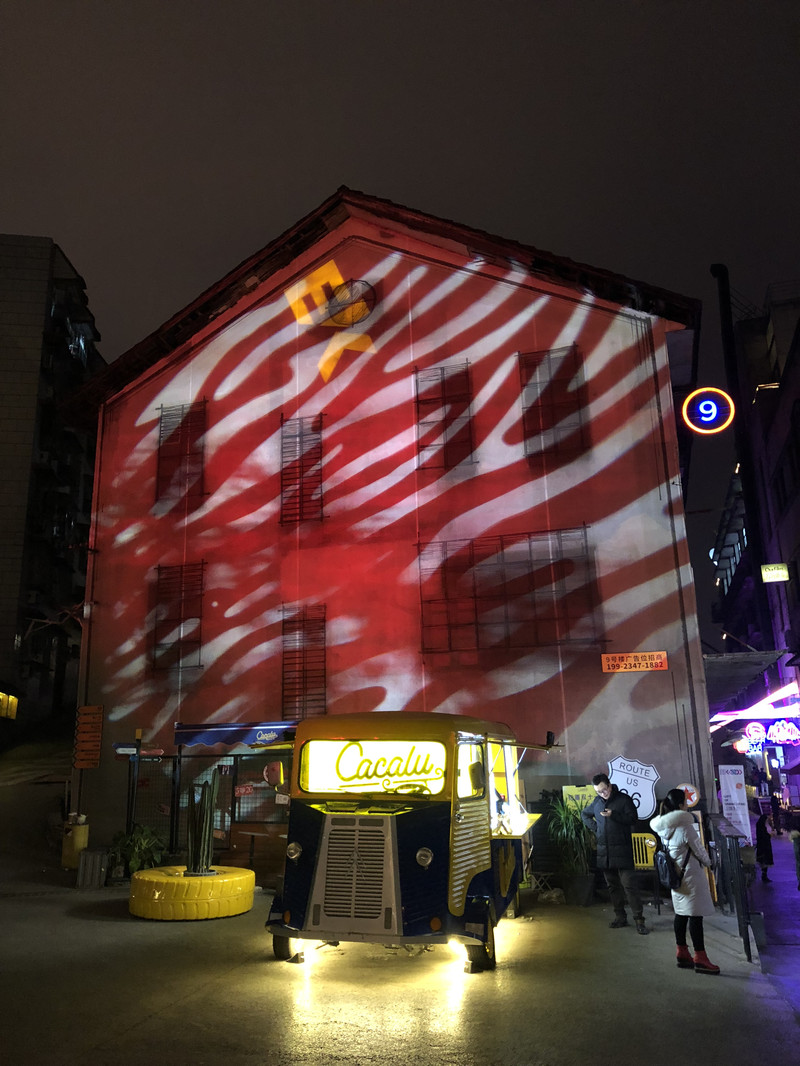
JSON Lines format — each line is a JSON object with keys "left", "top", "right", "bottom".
{"left": 581, "top": 772, "right": 648, "bottom": 934}
{"left": 755, "top": 812, "right": 775, "bottom": 882}
{"left": 769, "top": 792, "right": 783, "bottom": 835}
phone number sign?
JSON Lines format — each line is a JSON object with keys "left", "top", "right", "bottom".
{"left": 601, "top": 652, "right": 668, "bottom": 673}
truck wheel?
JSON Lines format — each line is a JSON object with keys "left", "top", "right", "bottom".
{"left": 465, "top": 914, "right": 496, "bottom": 971}
{"left": 506, "top": 889, "right": 522, "bottom": 919}
{"left": 273, "top": 934, "right": 303, "bottom": 962}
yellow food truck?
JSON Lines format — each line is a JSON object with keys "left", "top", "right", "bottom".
{"left": 266, "top": 711, "right": 552, "bottom": 971}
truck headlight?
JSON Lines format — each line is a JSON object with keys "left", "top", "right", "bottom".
{"left": 416, "top": 847, "right": 433, "bottom": 868}
{"left": 287, "top": 842, "right": 302, "bottom": 862}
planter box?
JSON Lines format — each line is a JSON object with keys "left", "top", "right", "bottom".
{"left": 563, "top": 874, "right": 595, "bottom": 907}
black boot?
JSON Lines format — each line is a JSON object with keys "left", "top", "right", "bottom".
{"left": 762, "top": 870, "right": 770, "bottom": 883}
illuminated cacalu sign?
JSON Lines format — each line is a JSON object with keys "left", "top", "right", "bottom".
{"left": 302, "top": 739, "right": 447, "bottom": 794}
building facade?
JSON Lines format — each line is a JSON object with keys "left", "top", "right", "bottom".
{"left": 0, "top": 236, "right": 105, "bottom": 740}
{"left": 710, "top": 281, "right": 800, "bottom": 785}
{"left": 73, "top": 190, "right": 713, "bottom": 839}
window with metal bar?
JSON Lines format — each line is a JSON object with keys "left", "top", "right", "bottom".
{"left": 419, "top": 528, "right": 596, "bottom": 653}
{"left": 519, "top": 345, "right": 586, "bottom": 458}
{"left": 281, "top": 604, "right": 326, "bottom": 719}
{"left": 156, "top": 401, "right": 206, "bottom": 501}
{"left": 280, "top": 414, "right": 323, "bottom": 522}
{"left": 153, "top": 561, "right": 205, "bottom": 668}
{"left": 414, "top": 363, "right": 474, "bottom": 470}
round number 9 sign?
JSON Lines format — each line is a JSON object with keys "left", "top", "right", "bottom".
{"left": 681, "top": 387, "right": 735, "bottom": 435}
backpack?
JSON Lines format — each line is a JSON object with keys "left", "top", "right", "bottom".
{"left": 655, "top": 839, "right": 692, "bottom": 890}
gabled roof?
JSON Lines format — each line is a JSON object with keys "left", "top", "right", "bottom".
{"left": 63, "top": 186, "right": 700, "bottom": 425}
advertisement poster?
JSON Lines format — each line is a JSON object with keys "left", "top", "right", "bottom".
{"left": 718, "top": 764, "right": 752, "bottom": 844}
{"left": 562, "top": 784, "right": 594, "bottom": 810}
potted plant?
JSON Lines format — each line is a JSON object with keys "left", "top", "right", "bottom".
{"left": 547, "top": 794, "right": 596, "bottom": 905}
{"left": 107, "top": 823, "right": 167, "bottom": 882}
{"left": 127, "top": 768, "right": 255, "bottom": 920}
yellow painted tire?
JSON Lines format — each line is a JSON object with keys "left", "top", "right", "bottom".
{"left": 129, "top": 865, "right": 255, "bottom": 920}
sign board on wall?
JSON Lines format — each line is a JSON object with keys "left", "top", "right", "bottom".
{"left": 562, "top": 784, "right": 594, "bottom": 809}
{"left": 681, "top": 387, "right": 735, "bottom": 435}
{"left": 601, "top": 652, "right": 668, "bottom": 673}
{"left": 718, "top": 764, "right": 752, "bottom": 845}
{"left": 676, "top": 782, "right": 700, "bottom": 808}
{"left": 607, "top": 755, "right": 660, "bottom": 819}
{"left": 761, "top": 563, "right": 789, "bottom": 583}
{"left": 73, "top": 705, "right": 104, "bottom": 769}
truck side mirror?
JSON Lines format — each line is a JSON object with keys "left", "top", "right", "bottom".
{"left": 468, "top": 761, "right": 485, "bottom": 792}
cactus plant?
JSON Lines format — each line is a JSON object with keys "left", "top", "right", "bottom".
{"left": 186, "top": 768, "right": 220, "bottom": 875}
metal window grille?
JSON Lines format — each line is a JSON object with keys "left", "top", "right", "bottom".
{"left": 419, "top": 528, "right": 596, "bottom": 652}
{"left": 153, "top": 561, "right": 205, "bottom": 668}
{"left": 156, "top": 401, "right": 206, "bottom": 500}
{"left": 280, "top": 414, "right": 323, "bottom": 522}
{"left": 519, "top": 345, "right": 586, "bottom": 457}
{"left": 282, "top": 604, "right": 326, "bottom": 719}
{"left": 414, "top": 363, "right": 474, "bottom": 469}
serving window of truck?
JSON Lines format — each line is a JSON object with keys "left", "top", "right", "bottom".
{"left": 267, "top": 711, "right": 550, "bottom": 971}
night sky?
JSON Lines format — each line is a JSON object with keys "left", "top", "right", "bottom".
{"left": 3, "top": 0, "right": 799, "bottom": 639}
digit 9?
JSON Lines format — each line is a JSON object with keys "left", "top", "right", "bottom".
{"left": 697, "top": 399, "right": 718, "bottom": 423}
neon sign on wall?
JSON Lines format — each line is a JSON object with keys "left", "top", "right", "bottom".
{"left": 681, "top": 387, "right": 735, "bottom": 435}
{"left": 300, "top": 740, "right": 447, "bottom": 794}
{"left": 744, "top": 719, "right": 800, "bottom": 751}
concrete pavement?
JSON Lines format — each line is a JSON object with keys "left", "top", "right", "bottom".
{"left": 1, "top": 738, "right": 798, "bottom": 1065}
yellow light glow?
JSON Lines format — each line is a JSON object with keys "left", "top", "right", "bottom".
{"left": 0, "top": 693, "right": 18, "bottom": 720}
{"left": 300, "top": 739, "right": 447, "bottom": 795}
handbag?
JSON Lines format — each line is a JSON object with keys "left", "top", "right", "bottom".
{"left": 655, "top": 839, "right": 693, "bottom": 890}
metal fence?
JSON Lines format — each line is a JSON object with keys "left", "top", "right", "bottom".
{"left": 129, "top": 750, "right": 292, "bottom": 855}
{"left": 708, "top": 813, "right": 754, "bottom": 962}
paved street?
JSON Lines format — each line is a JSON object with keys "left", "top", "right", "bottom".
{"left": 1, "top": 739, "right": 798, "bottom": 1065}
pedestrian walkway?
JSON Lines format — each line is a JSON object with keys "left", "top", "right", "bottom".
{"left": 0, "top": 736, "right": 797, "bottom": 1066}
{"left": 747, "top": 820, "right": 800, "bottom": 1015}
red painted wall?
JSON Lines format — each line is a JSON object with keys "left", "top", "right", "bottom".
{"left": 79, "top": 212, "right": 712, "bottom": 834}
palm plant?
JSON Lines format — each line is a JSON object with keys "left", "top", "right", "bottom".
{"left": 547, "top": 795, "right": 595, "bottom": 876}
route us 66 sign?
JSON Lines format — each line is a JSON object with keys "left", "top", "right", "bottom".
{"left": 607, "top": 756, "right": 660, "bottom": 820}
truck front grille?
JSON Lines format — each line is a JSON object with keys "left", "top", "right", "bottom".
{"left": 323, "top": 819, "right": 386, "bottom": 919}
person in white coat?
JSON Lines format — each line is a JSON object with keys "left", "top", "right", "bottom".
{"left": 650, "top": 787, "right": 719, "bottom": 975}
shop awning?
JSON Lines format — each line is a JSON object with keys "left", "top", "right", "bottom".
{"left": 174, "top": 721, "right": 297, "bottom": 748}
{"left": 703, "top": 651, "right": 787, "bottom": 713}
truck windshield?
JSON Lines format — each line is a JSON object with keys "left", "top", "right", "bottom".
{"left": 299, "top": 739, "right": 447, "bottom": 796}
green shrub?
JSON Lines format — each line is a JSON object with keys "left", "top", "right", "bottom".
{"left": 108, "top": 823, "right": 166, "bottom": 878}
{"left": 547, "top": 795, "right": 594, "bottom": 877}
